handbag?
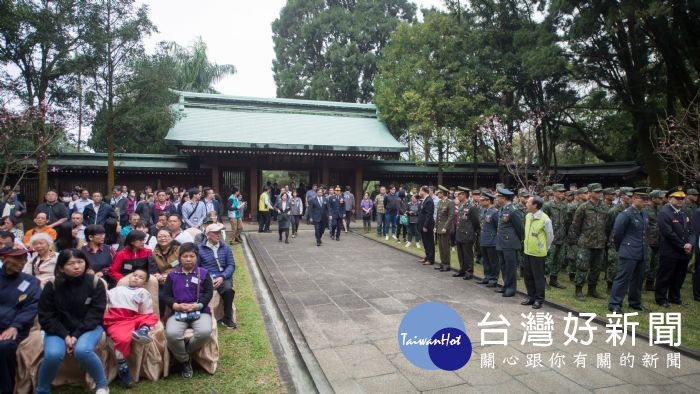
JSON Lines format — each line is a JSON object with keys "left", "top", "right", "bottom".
{"left": 399, "top": 214, "right": 408, "bottom": 226}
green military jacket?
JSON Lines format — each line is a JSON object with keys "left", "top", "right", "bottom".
{"left": 606, "top": 203, "right": 626, "bottom": 245}
{"left": 643, "top": 203, "right": 661, "bottom": 248}
{"left": 436, "top": 198, "right": 455, "bottom": 234}
{"left": 683, "top": 201, "right": 697, "bottom": 220}
{"left": 543, "top": 199, "right": 567, "bottom": 245}
{"left": 565, "top": 201, "right": 579, "bottom": 242}
{"left": 572, "top": 200, "right": 609, "bottom": 249}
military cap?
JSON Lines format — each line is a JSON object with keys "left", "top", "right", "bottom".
{"left": 649, "top": 190, "right": 662, "bottom": 199}
{"left": 518, "top": 188, "right": 531, "bottom": 197}
{"left": 575, "top": 187, "right": 588, "bottom": 195}
{"left": 667, "top": 186, "right": 686, "bottom": 199}
{"left": 471, "top": 189, "right": 482, "bottom": 195}
{"left": 437, "top": 185, "right": 449, "bottom": 193}
{"left": 551, "top": 184, "right": 566, "bottom": 192}
{"left": 687, "top": 188, "right": 699, "bottom": 196}
{"left": 495, "top": 183, "right": 505, "bottom": 190}
{"left": 496, "top": 187, "right": 514, "bottom": 197}
{"left": 632, "top": 187, "right": 650, "bottom": 199}
{"left": 334, "top": 185, "right": 341, "bottom": 191}
{"left": 602, "top": 187, "right": 615, "bottom": 195}
{"left": 619, "top": 187, "right": 634, "bottom": 197}
{"left": 482, "top": 191, "right": 496, "bottom": 201}
{"left": 457, "top": 186, "right": 470, "bottom": 192}
{"left": 587, "top": 183, "right": 603, "bottom": 192}
{"left": 564, "top": 190, "right": 575, "bottom": 197}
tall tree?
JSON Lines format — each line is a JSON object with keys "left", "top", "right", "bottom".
{"left": 165, "top": 37, "right": 236, "bottom": 93}
{"left": 83, "top": 0, "right": 155, "bottom": 191}
{"left": 272, "top": 0, "right": 416, "bottom": 103}
{"left": 0, "top": 0, "right": 87, "bottom": 201}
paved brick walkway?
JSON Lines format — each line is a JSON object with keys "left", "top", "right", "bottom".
{"left": 247, "top": 230, "right": 700, "bottom": 393}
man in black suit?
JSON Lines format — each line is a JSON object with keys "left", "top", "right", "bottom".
{"left": 692, "top": 207, "right": 700, "bottom": 302}
{"left": 417, "top": 186, "right": 436, "bottom": 266}
{"left": 656, "top": 187, "right": 695, "bottom": 307}
{"left": 308, "top": 186, "right": 329, "bottom": 246}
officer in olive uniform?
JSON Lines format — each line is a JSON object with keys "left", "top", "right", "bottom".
{"left": 479, "top": 192, "right": 500, "bottom": 286}
{"left": 571, "top": 183, "right": 609, "bottom": 300}
{"left": 454, "top": 186, "right": 480, "bottom": 279}
{"left": 471, "top": 189, "right": 483, "bottom": 264}
{"left": 543, "top": 184, "right": 568, "bottom": 289}
{"left": 608, "top": 188, "right": 650, "bottom": 313}
{"left": 643, "top": 190, "right": 664, "bottom": 291}
{"left": 495, "top": 187, "right": 525, "bottom": 297}
{"left": 434, "top": 185, "right": 455, "bottom": 272}
{"left": 564, "top": 187, "right": 587, "bottom": 281}
{"left": 605, "top": 187, "right": 633, "bottom": 292}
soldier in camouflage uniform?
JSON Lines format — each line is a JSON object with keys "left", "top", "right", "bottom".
{"left": 543, "top": 184, "right": 568, "bottom": 289}
{"left": 434, "top": 185, "right": 455, "bottom": 272}
{"left": 564, "top": 187, "right": 587, "bottom": 281}
{"left": 571, "top": 183, "right": 608, "bottom": 300}
{"left": 684, "top": 189, "right": 699, "bottom": 275}
{"left": 602, "top": 188, "right": 616, "bottom": 208}
{"left": 644, "top": 190, "right": 664, "bottom": 291}
{"left": 605, "top": 187, "right": 633, "bottom": 293}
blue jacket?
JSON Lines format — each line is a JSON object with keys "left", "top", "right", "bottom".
{"left": 83, "top": 203, "right": 117, "bottom": 225}
{"left": 495, "top": 203, "right": 525, "bottom": 251}
{"left": 0, "top": 268, "right": 41, "bottom": 338}
{"left": 613, "top": 205, "right": 647, "bottom": 261}
{"left": 658, "top": 204, "right": 694, "bottom": 260}
{"left": 480, "top": 206, "right": 499, "bottom": 247}
{"left": 197, "top": 241, "right": 235, "bottom": 280}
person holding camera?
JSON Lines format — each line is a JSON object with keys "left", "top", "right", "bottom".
{"left": 162, "top": 242, "right": 213, "bottom": 379}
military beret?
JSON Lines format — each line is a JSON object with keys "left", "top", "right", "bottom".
{"left": 551, "top": 184, "right": 566, "bottom": 192}
{"left": 619, "top": 187, "right": 634, "bottom": 197}
{"left": 602, "top": 187, "right": 615, "bottom": 195}
{"left": 575, "top": 187, "right": 588, "bottom": 195}
{"left": 687, "top": 188, "right": 699, "bottom": 196}
{"left": 667, "top": 186, "right": 686, "bottom": 199}
{"left": 587, "top": 183, "right": 603, "bottom": 192}
{"left": 437, "top": 185, "right": 449, "bottom": 193}
{"left": 496, "top": 187, "right": 514, "bottom": 197}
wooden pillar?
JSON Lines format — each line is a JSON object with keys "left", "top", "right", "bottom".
{"left": 249, "top": 163, "right": 258, "bottom": 221}
{"left": 211, "top": 165, "right": 220, "bottom": 194}
{"left": 354, "top": 166, "right": 363, "bottom": 218}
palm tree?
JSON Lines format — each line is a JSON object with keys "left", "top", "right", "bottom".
{"left": 166, "top": 37, "right": 236, "bottom": 93}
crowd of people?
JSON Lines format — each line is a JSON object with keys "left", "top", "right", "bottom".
{"left": 357, "top": 182, "right": 699, "bottom": 311}
{"left": 0, "top": 184, "right": 241, "bottom": 394}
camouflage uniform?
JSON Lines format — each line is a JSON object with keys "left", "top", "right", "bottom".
{"left": 563, "top": 188, "right": 586, "bottom": 279}
{"left": 543, "top": 185, "right": 568, "bottom": 288}
{"left": 571, "top": 184, "right": 608, "bottom": 298}
{"left": 643, "top": 194, "right": 662, "bottom": 291}
{"left": 605, "top": 202, "right": 626, "bottom": 291}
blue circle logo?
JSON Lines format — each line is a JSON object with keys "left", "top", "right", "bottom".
{"left": 398, "top": 302, "right": 472, "bottom": 370}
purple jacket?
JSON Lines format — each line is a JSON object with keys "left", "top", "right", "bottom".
{"left": 162, "top": 266, "right": 214, "bottom": 314}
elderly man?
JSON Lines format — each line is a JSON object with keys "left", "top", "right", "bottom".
{"left": 0, "top": 247, "right": 41, "bottom": 394}
{"left": 34, "top": 189, "right": 69, "bottom": 229}
{"left": 198, "top": 223, "right": 236, "bottom": 329}
{"left": 521, "top": 196, "right": 554, "bottom": 309}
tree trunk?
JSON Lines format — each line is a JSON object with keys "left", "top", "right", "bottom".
{"left": 634, "top": 115, "right": 663, "bottom": 187}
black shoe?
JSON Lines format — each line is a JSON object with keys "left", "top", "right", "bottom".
{"left": 657, "top": 302, "right": 670, "bottom": 308}
{"left": 118, "top": 362, "right": 134, "bottom": 388}
{"left": 608, "top": 305, "right": 622, "bottom": 313}
{"left": 549, "top": 280, "right": 567, "bottom": 289}
{"left": 219, "top": 319, "right": 237, "bottom": 329}
{"left": 532, "top": 301, "right": 543, "bottom": 309}
{"left": 316, "top": 241, "right": 321, "bottom": 246}
{"left": 463, "top": 274, "right": 472, "bottom": 280}
{"left": 669, "top": 299, "right": 683, "bottom": 305}
{"left": 336, "top": 237, "right": 340, "bottom": 241}
{"left": 485, "top": 283, "right": 497, "bottom": 288}
{"left": 495, "top": 288, "right": 505, "bottom": 293}
{"left": 521, "top": 298, "right": 535, "bottom": 305}
{"left": 478, "top": 279, "right": 490, "bottom": 284}
{"left": 502, "top": 292, "right": 515, "bottom": 297}
{"left": 285, "top": 240, "right": 289, "bottom": 244}
{"left": 434, "top": 266, "right": 442, "bottom": 270}
{"left": 439, "top": 268, "right": 451, "bottom": 272}
{"left": 181, "top": 358, "right": 193, "bottom": 379}
{"left": 629, "top": 305, "right": 647, "bottom": 312}
{"left": 453, "top": 272, "right": 465, "bottom": 277}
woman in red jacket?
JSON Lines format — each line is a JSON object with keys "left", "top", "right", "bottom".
{"left": 110, "top": 230, "right": 152, "bottom": 282}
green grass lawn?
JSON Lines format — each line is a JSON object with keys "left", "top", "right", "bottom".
{"left": 57, "top": 243, "right": 284, "bottom": 394}
{"left": 356, "top": 230, "right": 700, "bottom": 352}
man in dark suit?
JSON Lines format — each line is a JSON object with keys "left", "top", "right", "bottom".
{"left": 692, "top": 207, "right": 700, "bottom": 302}
{"left": 308, "top": 186, "right": 329, "bottom": 246}
{"left": 656, "top": 187, "right": 694, "bottom": 307}
{"left": 417, "top": 186, "right": 436, "bottom": 266}
{"left": 82, "top": 191, "right": 117, "bottom": 225}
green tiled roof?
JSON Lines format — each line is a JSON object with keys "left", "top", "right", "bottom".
{"left": 165, "top": 91, "right": 406, "bottom": 153}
